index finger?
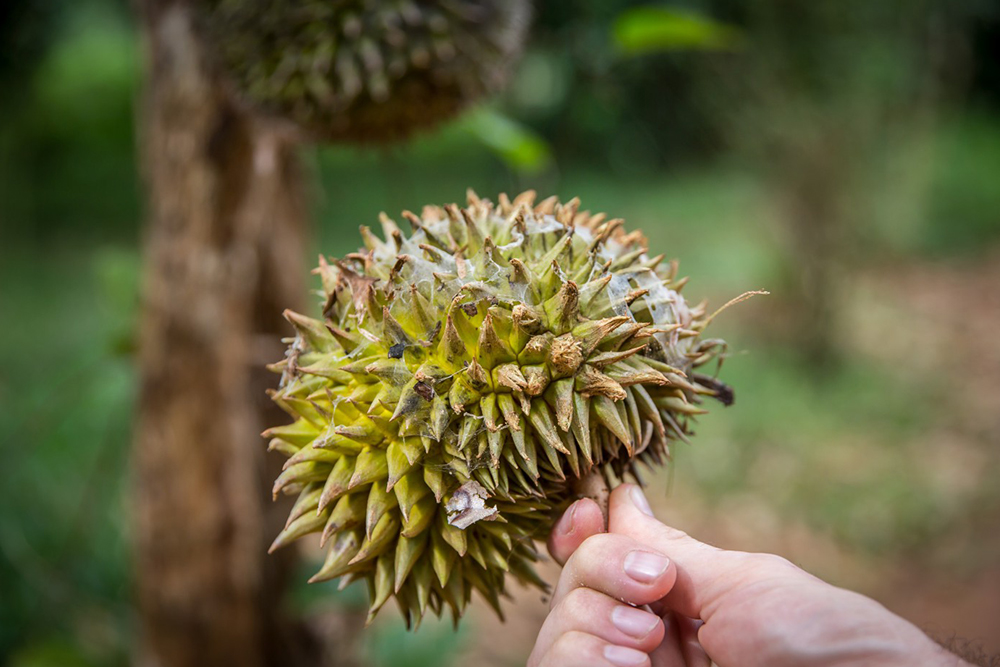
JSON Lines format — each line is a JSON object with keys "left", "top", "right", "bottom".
{"left": 547, "top": 497, "right": 606, "bottom": 565}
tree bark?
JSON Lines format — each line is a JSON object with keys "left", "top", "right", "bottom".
{"left": 133, "top": 2, "right": 314, "bottom": 665}
{"left": 765, "top": 127, "right": 850, "bottom": 374}
{"left": 779, "top": 138, "right": 845, "bottom": 373}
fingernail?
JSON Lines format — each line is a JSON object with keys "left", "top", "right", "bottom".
{"left": 611, "top": 605, "right": 660, "bottom": 639}
{"left": 623, "top": 550, "right": 669, "bottom": 583}
{"left": 603, "top": 644, "right": 648, "bottom": 666}
{"left": 630, "top": 485, "right": 654, "bottom": 517}
{"left": 554, "top": 500, "right": 579, "bottom": 536}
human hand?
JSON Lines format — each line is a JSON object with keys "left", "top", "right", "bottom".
{"left": 527, "top": 484, "right": 970, "bottom": 667}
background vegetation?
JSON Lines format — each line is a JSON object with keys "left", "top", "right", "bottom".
{"left": 2, "top": 0, "right": 999, "bottom": 664}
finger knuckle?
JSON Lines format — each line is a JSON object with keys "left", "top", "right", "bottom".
{"left": 580, "top": 531, "right": 616, "bottom": 551}
{"left": 549, "top": 630, "right": 593, "bottom": 659}
{"left": 556, "top": 587, "right": 603, "bottom": 621}
{"left": 661, "top": 524, "right": 690, "bottom": 541}
{"left": 755, "top": 552, "right": 799, "bottom": 572}
{"left": 568, "top": 533, "right": 614, "bottom": 567}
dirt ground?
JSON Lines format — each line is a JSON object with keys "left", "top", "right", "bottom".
{"left": 454, "top": 251, "right": 1000, "bottom": 666}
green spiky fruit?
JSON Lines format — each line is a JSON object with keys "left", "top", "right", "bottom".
{"left": 266, "top": 191, "right": 733, "bottom": 626}
{"left": 199, "top": 0, "right": 530, "bottom": 143}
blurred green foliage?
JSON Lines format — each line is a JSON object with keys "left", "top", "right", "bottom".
{"left": 362, "top": 616, "right": 467, "bottom": 667}
{"left": 0, "top": 0, "right": 139, "bottom": 241}
{"left": 921, "top": 110, "right": 1000, "bottom": 254}
{"left": 613, "top": 6, "right": 742, "bottom": 54}
{"left": 1, "top": 0, "right": 999, "bottom": 664}
{"left": 0, "top": 247, "right": 137, "bottom": 665}
{"left": 691, "top": 349, "right": 943, "bottom": 553}
{"left": 461, "top": 108, "right": 553, "bottom": 175}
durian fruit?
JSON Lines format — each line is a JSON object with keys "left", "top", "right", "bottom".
{"left": 265, "top": 191, "right": 735, "bottom": 626}
{"left": 199, "top": 0, "right": 530, "bottom": 143}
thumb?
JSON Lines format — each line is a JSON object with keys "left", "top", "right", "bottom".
{"left": 608, "top": 484, "right": 810, "bottom": 621}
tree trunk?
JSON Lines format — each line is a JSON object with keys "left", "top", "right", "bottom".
{"left": 133, "top": 2, "right": 315, "bottom": 665}
{"left": 782, "top": 175, "right": 842, "bottom": 372}
{"left": 774, "top": 132, "right": 848, "bottom": 373}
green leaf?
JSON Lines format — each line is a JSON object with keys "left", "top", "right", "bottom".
{"left": 613, "top": 6, "right": 742, "bottom": 55}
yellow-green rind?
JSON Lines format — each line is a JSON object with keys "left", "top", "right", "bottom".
{"left": 266, "top": 190, "right": 732, "bottom": 626}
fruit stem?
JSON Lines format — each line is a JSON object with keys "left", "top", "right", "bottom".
{"left": 573, "top": 468, "right": 610, "bottom": 530}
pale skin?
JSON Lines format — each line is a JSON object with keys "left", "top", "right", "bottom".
{"left": 528, "top": 484, "right": 974, "bottom": 667}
